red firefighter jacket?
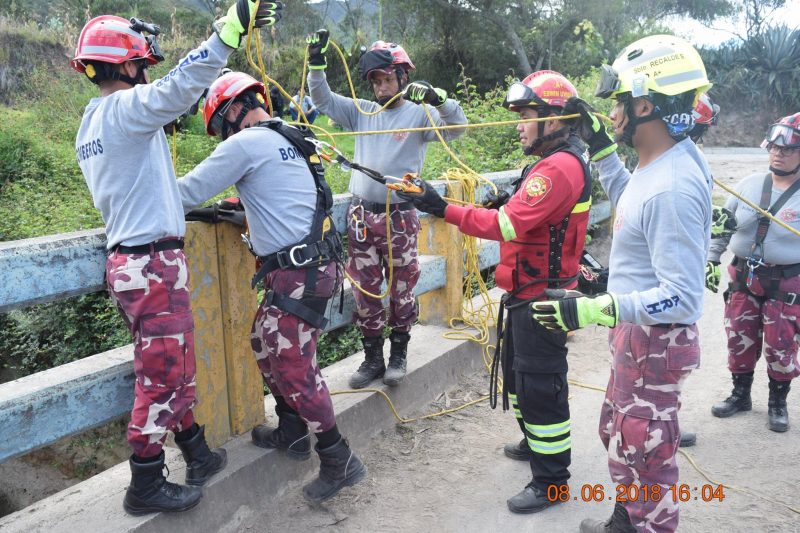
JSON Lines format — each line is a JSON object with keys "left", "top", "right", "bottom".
{"left": 444, "top": 136, "right": 592, "bottom": 300}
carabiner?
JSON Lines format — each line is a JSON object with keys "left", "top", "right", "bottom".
{"left": 305, "top": 137, "right": 351, "bottom": 168}
{"left": 745, "top": 254, "right": 765, "bottom": 288}
{"left": 351, "top": 205, "right": 367, "bottom": 243}
{"left": 389, "top": 209, "right": 407, "bottom": 235}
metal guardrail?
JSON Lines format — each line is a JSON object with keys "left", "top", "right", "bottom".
{"left": 0, "top": 170, "right": 610, "bottom": 462}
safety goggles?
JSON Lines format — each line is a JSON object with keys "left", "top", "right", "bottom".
{"left": 502, "top": 81, "right": 546, "bottom": 109}
{"left": 208, "top": 98, "right": 235, "bottom": 138}
{"left": 594, "top": 64, "right": 621, "bottom": 99}
{"left": 764, "top": 123, "right": 800, "bottom": 148}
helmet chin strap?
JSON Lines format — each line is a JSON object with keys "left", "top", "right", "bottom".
{"left": 616, "top": 98, "right": 660, "bottom": 147}
{"left": 88, "top": 61, "right": 148, "bottom": 86}
{"left": 524, "top": 126, "right": 569, "bottom": 156}
{"left": 373, "top": 67, "right": 407, "bottom": 106}
{"left": 770, "top": 163, "right": 800, "bottom": 177}
{"left": 221, "top": 92, "right": 266, "bottom": 140}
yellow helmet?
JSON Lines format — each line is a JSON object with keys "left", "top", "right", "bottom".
{"left": 595, "top": 34, "right": 712, "bottom": 100}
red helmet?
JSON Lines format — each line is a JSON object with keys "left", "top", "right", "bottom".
{"left": 203, "top": 72, "right": 266, "bottom": 137}
{"left": 503, "top": 70, "right": 578, "bottom": 112}
{"left": 692, "top": 93, "right": 719, "bottom": 126}
{"left": 761, "top": 112, "right": 800, "bottom": 149}
{"left": 71, "top": 15, "right": 161, "bottom": 74}
{"left": 358, "top": 41, "right": 415, "bottom": 80}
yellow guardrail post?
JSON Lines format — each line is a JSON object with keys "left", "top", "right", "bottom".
{"left": 214, "top": 223, "right": 264, "bottom": 436}
{"left": 417, "top": 181, "right": 464, "bottom": 325}
{"left": 185, "top": 223, "right": 263, "bottom": 447}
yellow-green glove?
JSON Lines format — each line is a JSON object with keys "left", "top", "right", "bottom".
{"left": 563, "top": 97, "right": 617, "bottom": 161}
{"left": 705, "top": 261, "right": 721, "bottom": 293}
{"left": 711, "top": 205, "right": 737, "bottom": 239}
{"left": 306, "top": 29, "right": 329, "bottom": 70}
{"left": 531, "top": 289, "right": 618, "bottom": 332}
{"left": 404, "top": 81, "right": 447, "bottom": 107}
{"left": 214, "top": 0, "right": 283, "bottom": 49}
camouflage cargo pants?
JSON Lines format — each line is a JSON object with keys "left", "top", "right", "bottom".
{"left": 106, "top": 244, "right": 196, "bottom": 458}
{"left": 724, "top": 265, "right": 800, "bottom": 380}
{"left": 600, "top": 323, "right": 700, "bottom": 533}
{"left": 346, "top": 200, "right": 421, "bottom": 337}
{"left": 250, "top": 262, "right": 341, "bottom": 433}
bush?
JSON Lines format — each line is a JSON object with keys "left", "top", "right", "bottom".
{"left": 701, "top": 26, "right": 800, "bottom": 118}
{"left": 0, "top": 293, "right": 129, "bottom": 377}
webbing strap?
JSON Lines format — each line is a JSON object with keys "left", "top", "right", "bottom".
{"left": 265, "top": 290, "right": 330, "bottom": 330}
{"left": 751, "top": 173, "right": 800, "bottom": 259}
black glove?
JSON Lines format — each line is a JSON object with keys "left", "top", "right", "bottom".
{"left": 306, "top": 29, "right": 329, "bottom": 70}
{"left": 563, "top": 97, "right": 617, "bottom": 161}
{"left": 404, "top": 81, "right": 447, "bottom": 107}
{"left": 397, "top": 180, "right": 448, "bottom": 218}
{"left": 481, "top": 190, "right": 510, "bottom": 210}
{"left": 185, "top": 197, "right": 246, "bottom": 226}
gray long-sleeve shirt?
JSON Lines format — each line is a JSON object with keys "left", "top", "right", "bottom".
{"left": 177, "top": 123, "right": 317, "bottom": 257}
{"left": 597, "top": 138, "right": 713, "bottom": 325}
{"left": 708, "top": 172, "right": 800, "bottom": 265}
{"left": 307, "top": 70, "right": 467, "bottom": 203}
{"left": 75, "top": 34, "right": 232, "bottom": 249}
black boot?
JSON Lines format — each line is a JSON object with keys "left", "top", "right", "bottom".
{"left": 503, "top": 437, "right": 533, "bottom": 461}
{"left": 175, "top": 424, "right": 228, "bottom": 486}
{"left": 349, "top": 336, "right": 385, "bottom": 389}
{"left": 384, "top": 330, "right": 410, "bottom": 386}
{"left": 507, "top": 482, "right": 561, "bottom": 514}
{"left": 711, "top": 372, "right": 754, "bottom": 418}
{"left": 303, "top": 437, "right": 367, "bottom": 503}
{"left": 579, "top": 503, "right": 637, "bottom": 532}
{"left": 679, "top": 431, "right": 697, "bottom": 447}
{"left": 768, "top": 378, "right": 791, "bottom": 432}
{"left": 251, "top": 406, "right": 311, "bottom": 460}
{"left": 123, "top": 451, "right": 203, "bottom": 515}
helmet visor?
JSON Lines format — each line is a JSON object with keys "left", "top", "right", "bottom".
{"left": 358, "top": 49, "right": 394, "bottom": 80}
{"left": 208, "top": 98, "right": 235, "bottom": 137}
{"left": 765, "top": 123, "right": 800, "bottom": 148}
{"left": 503, "top": 81, "right": 546, "bottom": 109}
{"left": 594, "top": 64, "right": 621, "bottom": 99}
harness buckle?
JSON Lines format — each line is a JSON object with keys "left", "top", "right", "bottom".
{"left": 241, "top": 233, "right": 256, "bottom": 256}
{"left": 786, "top": 292, "right": 798, "bottom": 306}
{"left": 288, "top": 244, "right": 313, "bottom": 267}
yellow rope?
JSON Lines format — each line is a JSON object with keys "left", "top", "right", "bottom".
{"left": 323, "top": 114, "right": 582, "bottom": 137}
{"left": 677, "top": 449, "right": 800, "bottom": 514}
{"left": 713, "top": 177, "right": 800, "bottom": 238}
{"left": 171, "top": 123, "right": 177, "bottom": 174}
